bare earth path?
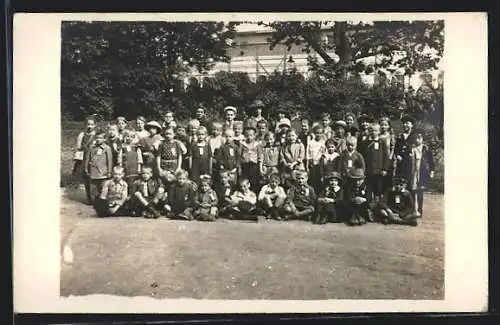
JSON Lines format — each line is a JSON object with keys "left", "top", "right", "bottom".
{"left": 60, "top": 188, "right": 444, "bottom": 300}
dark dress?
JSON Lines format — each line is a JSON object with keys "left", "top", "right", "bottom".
{"left": 189, "top": 141, "right": 212, "bottom": 183}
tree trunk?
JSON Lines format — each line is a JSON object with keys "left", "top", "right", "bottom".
{"left": 333, "top": 22, "right": 351, "bottom": 80}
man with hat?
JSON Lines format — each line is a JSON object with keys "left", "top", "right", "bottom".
{"left": 315, "top": 171, "right": 344, "bottom": 224}
{"left": 394, "top": 114, "right": 416, "bottom": 181}
{"left": 356, "top": 114, "right": 373, "bottom": 158}
{"left": 245, "top": 100, "right": 268, "bottom": 130}
{"left": 374, "top": 176, "right": 419, "bottom": 226}
{"left": 344, "top": 168, "right": 371, "bottom": 226}
{"left": 223, "top": 106, "right": 237, "bottom": 132}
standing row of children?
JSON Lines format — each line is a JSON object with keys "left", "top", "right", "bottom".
{"left": 71, "top": 100, "right": 435, "bottom": 226}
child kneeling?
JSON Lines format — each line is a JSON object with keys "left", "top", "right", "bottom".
{"left": 258, "top": 173, "right": 287, "bottom": 220}
{"left": 374, "top": 176, "right": 420, "bottom": 226}
{"left": 193, "top": 175, "right": 219, "bottom": 221}
{"left": 315, "top": 171, "right": 344, "bottom": 224}
{"left": 282, "top": 170, "right": 316, "bottom": 221}
{"left": 94, "top": 166, "right": 128, "bottom": 217}
{"left": 129, "top": 166, "right": 169, "bottom": 218}
{"left": 166, "top": 169, "right": 198, "bottom": 220}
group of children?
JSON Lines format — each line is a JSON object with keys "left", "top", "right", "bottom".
{"left": 71, "top": 100, "right": 435, "bottom": 226}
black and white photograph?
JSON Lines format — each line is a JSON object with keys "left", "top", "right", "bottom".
{"left": 13, "top": 13, "right": 488, "bottom": 313}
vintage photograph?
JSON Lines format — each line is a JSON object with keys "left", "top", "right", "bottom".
{"left": 59, "top": 19, "right": 446, "bottom": 300}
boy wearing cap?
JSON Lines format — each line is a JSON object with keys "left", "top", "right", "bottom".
{"left": 375, "top": 176, "right": 419, "bottom": 226}
{"left": 129, "top": 166, "right": 168, "bottom": 219}
{"left": 394, "top": 115, "right": 416, "bottom": 181}
{"left": 282, "top": 170, "right": 316, "bottom": 221}
{"left": 193, "top": 175, "right": 219, "bottom": 221}
{"left": 258, "top": 173, "right": 287, "bottom": 220}
{"left": 223, "top": 106, "right": 237, "bottom": 132}
{"left": 344, "top": 168, "right": 370, "bottom": 226}
{"left": 364, "top": 123, "right": 390, "bottom": 203}
{"left": 315, "top": 171, "right": 344, "bottom": 224}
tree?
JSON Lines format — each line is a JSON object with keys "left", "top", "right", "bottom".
{"left": 61, "top": 21, "right": 239, "bottom": 120}
{"left": 258, "top": 20, "right": 444, "bottom": 80}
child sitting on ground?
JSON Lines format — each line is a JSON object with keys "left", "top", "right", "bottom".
{"left": 315, "top": 171, "right": 344, "bottom": 224}
{"left": 227, "top": 178, "right": 258, "bottom": 221}
{"left": 193, "top": 174, "right": 219, "bottom": 222}
{"left": 129, "top": 166, "right": 168, "bottom": 219}
{"left": 94, "top": 166, "right": 129, "bottom": 218}
{"left": 215, "top": 170, "right": 235, "bottom": 218}
{"left": 344, "top": 168, "right": 371, "bottom": 226}
{"left": 374, "top": 176, "right": 419, "bottom": 226}
{"left": 258, "top": 173, "right": 287, "bottom": 220}
{"left": 282, "top": 170, "right": 316, "bottom": 221}
{"left": 166, "top": 169, "right": 198, "bottom": 220}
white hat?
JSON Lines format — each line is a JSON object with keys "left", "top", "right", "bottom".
{"left": 224, "top": 106, "right": 237, "bottom": 114}
{"left": 145, "top": 121, "right": 163, "bottom": 132}
{"left": 277, "top": 118, "right": 291, "bottom": 128}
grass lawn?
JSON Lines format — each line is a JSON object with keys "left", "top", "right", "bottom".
{"left": 60, "top": 120, "right": 444, "bottom": 300}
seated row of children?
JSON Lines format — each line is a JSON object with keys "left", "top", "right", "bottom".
{"left": 94, "top": 161, "right": 420, "bottom": 226}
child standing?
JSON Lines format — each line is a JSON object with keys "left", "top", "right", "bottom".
{"left": 94, "top": 166, "right": 128, "bottom": 218}
{"left": 84, "top": 130, "right": 114, "bottom": 202}
{"left": 133, "top": 116, "right": 150, "bottom": 144}
{"left": 320, "top": 112, "right": 333, "bottom": 139}
{"left": 379, "top": 117, "right": 396, "bottom": 191}
{"left": 156, "top": 127, "right": 184, "bottom": 183}
{"left": 258, "top": 173, "right": 287, "bottom": 220}
{"left": 71, "top": 115, "right": 97, "bottom": 204}
{"left": 193, "top": 175, "right": 219, "bottom": 222}
{"left": 307, "top": 126, "right": 326, "bottom": 193}
{"left": 333, "top": 120, "right": 348, "bottom": 153}
{"left": 344, "top": 168, "right": 370, "bottom": 226}
{"left": 140, "top": 121, "right": 163, "bottom": 168}
{"left": 315, "top": 171, "right": 344, "bottom": 224}
{"left": 258, "top": 131, "right": 281, "bottom": 185}
{"left": 280, "top": 129, "right": 306, "bottom": 189}
{"left": 345, "top": 112, "right": 358, "bottom": 138}
{"left": 338, "top": 136, "right": 366, "bottom": 181}
{"left": 240, "top": 126, "right": 260, "bottom": 192}
{"left": 208, "top": 122, "right": 225, "bottom": 183}
{"left": 116, "top": 117, "right": 128, "bottom": 141}
{"left": 233, "top": 120, "right": 245, "bottom": 145}
{"left": 107, "top": 123, "right": 122, "bottom": 167}
{"left": 129, "top": 166, "right": 168, "bottom": 218}
{"left": 364, "top": 123, "right": 390, "bottom": 203}
{"left": 356, "top": 114, "right": 372, "bottom": 157}
{"left": 276, "top": 119, "right": 292, "bottom": 144}
{"left": 222, "top": 106, "right": 237, "bottom": 132}
{"left": 217, "top": 128, "right": 241, "bottom": 185}
{"left": 319, "top": 139, "right": 341, "bottom": 186}
{"left": 227, "top": 178, "right": 258, "bottom": 221}
{"left": 188, "top": 126, "right": 212, "bottom": 184}
{"left": 394, "top": 115, "right": 416, "bottom": 182}
{"left": 118, "top": 130, "right": 143, "bottom": 188}
{"left": 167, "top": 169, "right": 198, "bottom": 220}
{"left": 409, "top": 129, "right": 435, "bottom": 217}
{"left": 375, "top": 176, "right": 419, "bottom": 226}
{"left": 162, "top": 110, "right": 177, "bottom": 130}
{"left": 282, "top": 170, "right": 316, "bottom": 221}
{"left": 187, "top": 119, "right": 201, "bottom": 144}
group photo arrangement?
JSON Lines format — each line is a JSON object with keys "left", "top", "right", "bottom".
{"left": 69, "top": 104, "right": 435, "bottom": 227}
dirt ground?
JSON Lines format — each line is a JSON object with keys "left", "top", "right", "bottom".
{"left": 60, "top": 187, "right": 444, "bottom": 300}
